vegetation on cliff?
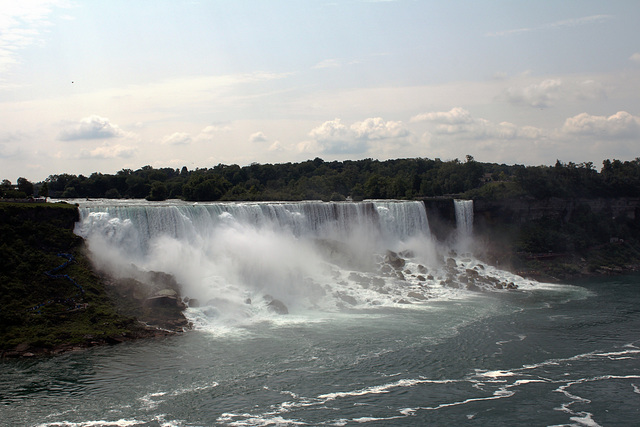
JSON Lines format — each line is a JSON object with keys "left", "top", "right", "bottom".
{"left": 0, "top": 202, "right": 185, "bottom": 357}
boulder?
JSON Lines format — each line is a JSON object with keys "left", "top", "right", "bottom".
{"left": 385, "top": 250, "right": 406, "bottom": 270}
{"left": 267, "top": 299, "right": 289, "bottom": 315}
{"left": 337, "top": 293, "right": 358, "bottom": 306}
{"left": 408, "top": 291, "right": 427, "bottom": 300}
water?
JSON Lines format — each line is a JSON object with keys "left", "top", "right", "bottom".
{"left": 454, "top": 199, "right": 473, "bottom": 252}
{"left": 1, "top": 200, "right": 639, "bottom": 426}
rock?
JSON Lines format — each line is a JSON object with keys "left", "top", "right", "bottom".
{"left": 385, "top": 250, "right": 406, "bottom": 270}
{"left": 506, "top": 282, "right": 518, "bottom": 290}
{"left": 155, "top": 288, "right": 177, "bottom": 297}
{"left": 187, "top": 298, "right": 200, "bottom": 308}
{"left": 396, "top": 271, "right": 405, "bottom": 281}
{"left": 465, "top": 268, "right": 479, "bottom": 277}
{"left": 417, "top": 265, "right": 428, "bottom": 274}
{"left": 337, "top": 293, "right": 357, "bottom": 306}
{"left": 416, "top": 275, "right": 426, "bottom": 282}
{"left": 267, "top": 298, "right": 289, "bottom": 314}
{"left": 408, "top": 291, "right": 427, "bottom": 300}
{"left": 446, "top": 258, "right": 457, "bottom": 268}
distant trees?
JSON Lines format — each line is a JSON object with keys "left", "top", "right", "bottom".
{"left": 4, "top": 156, "right": 640, "bottom": 203}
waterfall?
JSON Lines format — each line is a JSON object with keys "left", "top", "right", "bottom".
{"left": 454, "top": 199, "right": 474, "bottom": 241}
{"left": 72, "top": 198, "right": 532, "bottom": 324}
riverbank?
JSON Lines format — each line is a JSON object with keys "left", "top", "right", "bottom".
{"left": 0, "top": 201, "right": 189, "bottom": 358}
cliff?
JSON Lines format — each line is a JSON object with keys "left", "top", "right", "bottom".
{"left": 424, "top": 197, "right": 640, "bottom": 280}
{"left": 0, "top": 202, "right": 188, "bottom": 358}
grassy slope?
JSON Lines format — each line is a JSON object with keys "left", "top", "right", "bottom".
{"left": 0, "top": 202, "right": 149, "bottom": 355}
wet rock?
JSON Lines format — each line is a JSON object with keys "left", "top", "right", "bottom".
{"left": 465, "top": 269, "right": 479, "bottom": 278}
{"left": 187, "top": 298, "right": 200, "bottom": 308}
{"left": 506, "top": 282, "right": 518, "bottom": 290}
{"left": 417, "top": 265, "right": 427, "bottom": 274}
{"left": 416, "top": 275, "right": 426, "bottom": 282}
{"left": 396, "top": 271, "right": 405, "bottom": 281}
{"left": 495, "top": 283, "right": 504, "bottom": 289}
{"left": 427, "top": 275, "right": 434, "bottom": 280}
{"left": 266, "top": 298, "right": 289, "bottom": 314}
{"left": 466, "top": 283, "right": 480, "bottom": 291}
{"left": 385, "top": 250, "right": 406, "bottom": 270}
{"left": 244, "top": 298, "right": 252, "bottom": 304}
{"left": 408, "top": 291, "right": 427, "bottom": 300}
{"left": 337, "top": 293, "right": 357, "bottom": 306}
{"left": 446, "top": 258, "right": 457, "bottom": 268}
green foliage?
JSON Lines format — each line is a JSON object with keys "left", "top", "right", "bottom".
{"left": 6, "top": 156, "right": 640, "bottom": 203}
{"left": 0, "top": 203, "right": 139, "bottom": 351}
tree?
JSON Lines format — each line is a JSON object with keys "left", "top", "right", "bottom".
{"left": 17, "top": 177, "right": 34, "bottom": 197}
{"left": 39, "top": 182, "right": 49, "bottom": 198}
{"left": 146, "top": 181, "right": 168, "bottom": 201}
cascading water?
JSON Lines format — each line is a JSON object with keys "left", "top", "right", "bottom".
{"left": 454, "top": 199, "right": 474, "bottom": 251}
{"left": 75, "top": 199, "right": 535, "bottom": 329}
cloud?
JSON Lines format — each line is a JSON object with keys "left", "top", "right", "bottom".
{"left": 249, "top": 131, "right": 268, "bottom": 143}
{"left": 411, "top": 107, "right": 543, "bottom": 140}
{"left": 78, "top": 144, "right": 137, "bottom": 159}
{"left": 268, "top": 141, "right": 283, "bottom": 152}
{"left": 312, "top": 59, "right": 342, "bottom": 69}
{"left": 411, "top": 107, "right": 474, "bottom": 124}
{"left": 351, "top": 117, "right": 410, "bottom": 140}
{"left": 504, "top": 79, "right": 562, "bottom": 108}
{"left": 487, "top": 14, "right": 612, "bottom": 37}
{"left": 0, "top": 0, "right": 71, "bottom": 74}
{"left": 630, "top": 53, "right": 640, "bottom": 64}
{"left": 162, "top": 132, "right": 192, "bottom": 145}
{"left": 561, "top": 111, "right": 640, "bottom": 138}
{"left": 58, "top": 115, "right": 125, "bottom": 140}
{"left": 306, "top": 117, "right": 411, "bottom": 154}
{"left": 503, "top": 78, "right": 607, "bottom": 108}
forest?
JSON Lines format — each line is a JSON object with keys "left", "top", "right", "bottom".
{"left": 3, "top": 156, "right": 640, "bottom": 202}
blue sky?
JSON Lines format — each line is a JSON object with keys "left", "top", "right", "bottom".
{"left": 1, "top": 0, "right": 639, "bottom": 182}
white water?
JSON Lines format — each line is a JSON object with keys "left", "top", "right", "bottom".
{"left": 454, "top": 199, "right": 474, "bottom": 252}
{"left": 74, "top": 199, "right": 537, "bottom": 330}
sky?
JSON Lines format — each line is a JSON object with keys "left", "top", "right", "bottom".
{"left": 1, "top": 0, "right": 639, "bottom": 182}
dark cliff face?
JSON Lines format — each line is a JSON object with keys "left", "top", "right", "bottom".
{"left": 473, "top": 197, "right": 640, "bottom": 226}
{"left": 421, "top": 197, "right": 640, "bottom": 280}
{"left": 422, "top": 198, "right": 457, "bottom": 242}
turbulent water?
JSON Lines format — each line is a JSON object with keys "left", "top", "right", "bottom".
{"left": 1, "top": 200, "right": 639, "bottom": 426}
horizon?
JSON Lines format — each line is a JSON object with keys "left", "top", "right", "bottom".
{"left": 1, "top": 0, "right": 639, "bottom": 182}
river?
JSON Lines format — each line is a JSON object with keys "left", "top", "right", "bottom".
{"left": 1, "top": 200, "right": 638, "bottom": 426}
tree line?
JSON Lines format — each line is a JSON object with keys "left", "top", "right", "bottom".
{"left": 2, "top": 156, "right": 640, "bottom": 202}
